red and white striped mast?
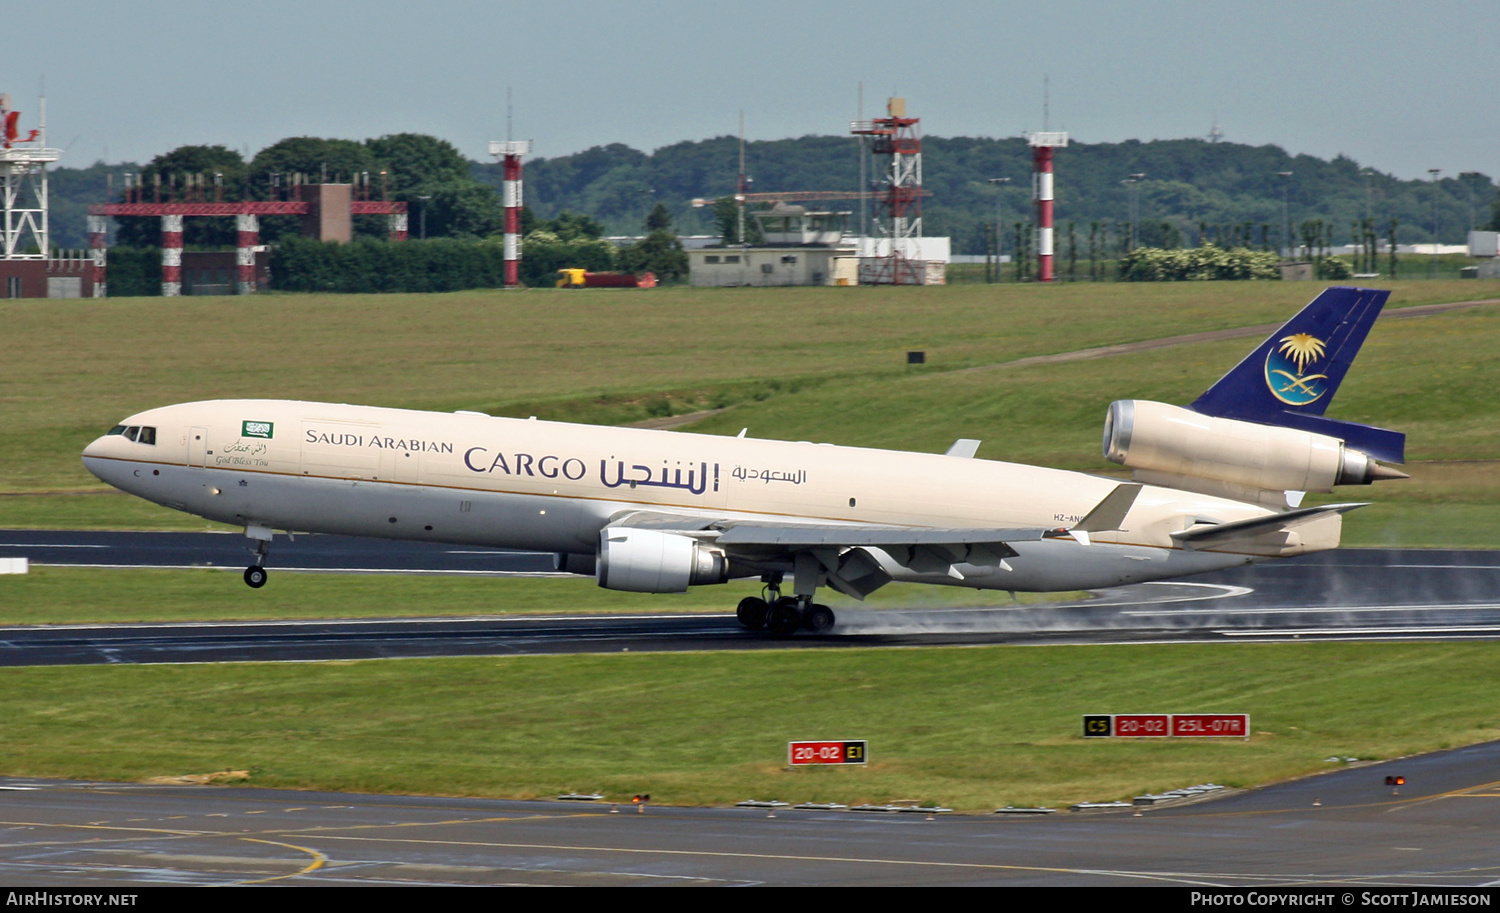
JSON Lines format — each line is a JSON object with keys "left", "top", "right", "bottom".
{"left": 488, "top": 140, "right": 531, "bottom": 287}
{"left": 160, "top": 213, "right": 183, "bottom": 296}
{"left": 1028, "top": 131, "right": 1067, "bottom": 283}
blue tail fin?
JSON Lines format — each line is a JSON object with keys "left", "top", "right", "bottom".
{"left": 1190, "top": 287, "right": 1405, "bottom": 464}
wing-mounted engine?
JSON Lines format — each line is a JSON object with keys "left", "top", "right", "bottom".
{"left": 596, "top": 528, "right": 731, "bottom": 593}
{"left": 1104, "top": 399, "right": 1406, "bottom": 502}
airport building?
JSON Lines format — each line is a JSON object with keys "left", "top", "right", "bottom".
{"left": 688, "top": 202, "right": 950, "bottom": 287}
{"left": 689, "top": 204, "right": 860, "bottom": 287}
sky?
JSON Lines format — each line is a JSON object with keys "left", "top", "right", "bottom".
{"left": 6, "top": 0, "right": 1498, "bottom": 182}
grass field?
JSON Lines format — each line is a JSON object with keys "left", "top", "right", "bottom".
{"left": 0, "top": 642, "right": 1493, "bottom": 811}
{"left": 4, "top": 279, "right": 1500, "bottom": 808}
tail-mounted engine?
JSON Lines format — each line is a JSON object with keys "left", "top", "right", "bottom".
{"left": 1104, "top": 400, "right": 1406, "bottom": 495}
{"left": 596, "top": 528, "right": 730, "bottom": 593}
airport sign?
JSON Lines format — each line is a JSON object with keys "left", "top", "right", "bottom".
{"left": 789, "top": 740, "right": 867, "bottom": 766}
{"left": 1083, "top": 714, "right": 1249, "bottom": 739}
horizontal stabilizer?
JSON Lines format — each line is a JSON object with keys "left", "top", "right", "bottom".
{"left": 1170, "top": 503, "right": 1369, "bottom": 547}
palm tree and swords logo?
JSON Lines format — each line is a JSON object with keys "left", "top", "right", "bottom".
{"left": 1265, "top": 332, "right": 1329, "bottom": 406}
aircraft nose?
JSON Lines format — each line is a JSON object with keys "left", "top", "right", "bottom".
{"left": 81, "top": 435, "right": 114, "bottom": 482}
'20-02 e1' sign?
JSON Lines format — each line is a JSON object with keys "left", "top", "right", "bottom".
{"left": 788, "top": 740, "right": 868, "bottom": 765}
{"left": 1083, "top": 714, "right": 1249, "bottom": 738}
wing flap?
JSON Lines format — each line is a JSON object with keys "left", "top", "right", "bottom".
{"left": 713, "top": 525, "right": 1046, "bottom": 549}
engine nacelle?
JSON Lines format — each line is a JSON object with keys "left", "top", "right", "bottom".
{"left": 596, "top": 528, "right": 730, "bottom": 593}
{"left": 1104, "top": 400, "right": 1390, "bottom": 493}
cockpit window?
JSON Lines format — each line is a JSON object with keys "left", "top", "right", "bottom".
{"left": 113, "top": 425, "right": 157, "bottom": 443}
{"left": 112, "top": 425, "right": 156, "bottom": 444}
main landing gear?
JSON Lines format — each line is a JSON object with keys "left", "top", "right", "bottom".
{"left": 736, "top": 579, "right": 835, "bottom": 636}
{"left": 243, "top": 524, "right": 271, "bottom": 589}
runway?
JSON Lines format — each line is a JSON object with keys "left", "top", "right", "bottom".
{"left": 2, "top": 531, "right": 1500, "bottom": 665}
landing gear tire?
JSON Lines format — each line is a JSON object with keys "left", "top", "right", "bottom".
{"left": 802, "top": 603, "right": 835, "bottom": 634}
{"left": 765, "top": 598, "right": 802, "bottom": 637}
{"left": 736, "top": 596, "right": 769, "bottom": 630}
{"left": 243, "top": 566, "right": 268, "bottom": 588}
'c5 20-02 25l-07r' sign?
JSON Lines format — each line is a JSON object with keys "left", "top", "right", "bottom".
{"left": 1083, "top": 714, "right": 1249, "bottom": 739}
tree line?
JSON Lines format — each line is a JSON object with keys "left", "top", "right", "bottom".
{"left": 42, "top": 132, "right": 1500, "bottom": 261}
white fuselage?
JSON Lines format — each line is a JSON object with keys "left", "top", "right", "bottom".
{"left": 81, "top": 400, "right": 1343, "bottom": 593}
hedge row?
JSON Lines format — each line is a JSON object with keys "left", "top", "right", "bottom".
{"left": 1118, "top": 245, "right": 1282, "bottom": 281}
{"left": 268, "top": 237, "right": 511, "bottom": 293}
{"left": 104, "top": 247, "right": 164, "bottom": 297}
{"left": 103, "top": 237, "right": 623, "bottom": 296}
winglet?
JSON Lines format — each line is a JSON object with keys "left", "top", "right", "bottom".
{"left": 1058, "top": 483, "right": 1143, "bottom": 545}
{"left": 1073, "top": 483, "right": 1143, "bottom": 533}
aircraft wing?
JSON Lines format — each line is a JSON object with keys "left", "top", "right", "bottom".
{"left": 608, "top": 483, "right": 1140, "bottom": 551}
{"left": 605, "top": 483, "right": 1143, "bottom": 598}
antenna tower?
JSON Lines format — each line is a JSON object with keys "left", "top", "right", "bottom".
{"left": 0, "top": 94, "right": 62, "bottom": 260}
{"left": 850, "top": 97, "right": 924, "bottom": 283}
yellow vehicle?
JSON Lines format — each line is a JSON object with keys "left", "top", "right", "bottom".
{"left": 556, "top": 268, "right": 656, "bottom": 288}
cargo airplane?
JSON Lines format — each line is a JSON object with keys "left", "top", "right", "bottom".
{"left": 83, "top": 287, "right": 1406, "bottom": 635}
